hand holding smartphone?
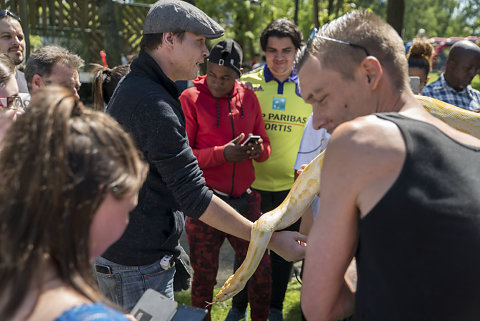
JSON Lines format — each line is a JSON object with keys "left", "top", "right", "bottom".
{"left": 241, "top": 135, "right": 261, "bottom": 146}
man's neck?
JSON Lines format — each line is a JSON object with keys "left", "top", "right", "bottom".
{"left": 375, "top": 78, "right": 419, "bottom": 114}
{"left": 269, "top": 67, "right": 293, "bottom": 83}
{"left": 146, "top": 48, "right": 177, "bottom": 82}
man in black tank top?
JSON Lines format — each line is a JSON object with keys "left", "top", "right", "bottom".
{"left": 295, "top": 10, "right": 480, "bottom": 321}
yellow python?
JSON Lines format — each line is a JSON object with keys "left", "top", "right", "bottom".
{"left": 215, "top": 96, "right": 480, "bottom": 302}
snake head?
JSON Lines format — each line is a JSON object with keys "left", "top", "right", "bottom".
{"left": 215, "top": 273, "right": 248, "bottom": 302}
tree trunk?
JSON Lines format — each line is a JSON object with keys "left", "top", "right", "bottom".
{"left": 313, "top": 0, "right": 319, "bottom": 28}
{"left": 327, "top": 0, "right": 335, "bottom": 16}
{"left": 386, "top": 0, "right": 405, "bottom": 36}
{"left": 294, "top": 0, "right": 299, "bottom": 25}
{"left": 335, "top": 0, "right": 344, "bottom": 18}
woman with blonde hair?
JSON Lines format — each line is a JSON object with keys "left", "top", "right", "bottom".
{"left": 0, "top": 86, "right": 147, "bottom": 320}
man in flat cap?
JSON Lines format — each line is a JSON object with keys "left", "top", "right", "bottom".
{"left": 94, "top": 0, "right": 306, "bottom": 310}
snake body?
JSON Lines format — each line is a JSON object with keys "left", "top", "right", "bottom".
{"left": 215, "top": 96, "right": 480, "bottom": 302}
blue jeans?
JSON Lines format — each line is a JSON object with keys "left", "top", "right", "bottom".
{"left": 93, "top": 256, "right": 176, "bottom": 310}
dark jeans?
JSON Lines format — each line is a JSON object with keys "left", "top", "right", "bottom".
{"left": 232, "top": 189, "right": 301, "bottom": 312}
{"left": 187, "top": 189, "right": 271, "bottom": 321}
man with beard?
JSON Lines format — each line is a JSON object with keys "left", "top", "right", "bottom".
{"left": 0, "top": 10, "right": 27, "bottom": 93}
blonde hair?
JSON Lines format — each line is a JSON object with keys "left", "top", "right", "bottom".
{"left": 297, "top": 10, "right": 409, "bottom": 90}
{"left": 0, "top": 86, "right": 148, "bottom": 319}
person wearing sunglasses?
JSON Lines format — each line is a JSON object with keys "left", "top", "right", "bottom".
{"left": 0, "top": 52, "right": 23, "bottom": 147}
{"left": 297, "top": 10, "right": 480, "bottom": 321}
{"left": 25, "top": 45, "right": 84, "bottom": 100}
{"left": 0, "top": 9, "right": 28, "bottom": 93}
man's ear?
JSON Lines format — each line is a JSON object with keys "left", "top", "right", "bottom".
{"left": 31, "top": 74, "right": 45, "bottom": 90}
{"left": 163, "top": 32, "right": 175, "bottom": 48}
{"left": 360, "top": 57, "right": 382, "bottom": 90}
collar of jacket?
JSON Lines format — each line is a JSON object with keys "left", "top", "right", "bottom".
{"left": 131, "top": 50, "right": 180, "bottom": 98}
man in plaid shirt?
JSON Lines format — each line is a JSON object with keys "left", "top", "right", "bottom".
{"left": 422, "top": 40, "right": 480, "bottom": 111}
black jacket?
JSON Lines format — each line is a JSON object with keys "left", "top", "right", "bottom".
{"left": 104, "top": 50, "right": 212, "bottom": 266}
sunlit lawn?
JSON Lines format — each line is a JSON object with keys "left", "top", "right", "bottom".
{"left": 175, "top": 280, "right": 302, "bottom": 321}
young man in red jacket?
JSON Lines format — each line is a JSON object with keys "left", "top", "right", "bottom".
{"left": 180, "top": 39, "right": 271, "bottom": 321}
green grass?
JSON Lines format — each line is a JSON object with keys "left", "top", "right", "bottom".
{"left": 427, "top": 72, "right": 480, "bottom": 91}
{"left": 174, "top": 280, "right": 302, "bottom": 321}
{"left": 472, "top": 75, "right": 480, "bottom": 91}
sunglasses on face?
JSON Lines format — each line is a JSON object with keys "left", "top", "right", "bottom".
{"left": 0, "top": 95, "right": 24, "bottom": 110}
{"left": 0, "top": 10, "right": 21, "bottom": 22}
{"left": 307, "top": 27, "right": 371, "bottom": 57}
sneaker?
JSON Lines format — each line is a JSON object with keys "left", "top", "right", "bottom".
{"left": 268, "top": 308, "right": 283, "bottom": 321}
{"left": 224, "top": 307, "right": 247, "bottom": 321}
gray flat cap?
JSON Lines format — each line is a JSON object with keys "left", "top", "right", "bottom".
{"left": 143, "top": 0, "right": 224, "bottom": 39}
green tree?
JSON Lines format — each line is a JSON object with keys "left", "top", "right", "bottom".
{"left": 458, "top": 0, "right": 480, "bottom": 36}
{"left": 121, "top": 0, "right": 479, "bottom": 64}
{"left": 403, "top": 0, "right": 461, "bottom": 40}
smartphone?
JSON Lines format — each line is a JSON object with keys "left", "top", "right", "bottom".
{"left": 409, "top": 76, "right": 420, "bottom": 95}
{"left": 241, "top": 135, "right": 261, "bottom": 146}
{"left": 170, "top": 305, "right": 208, "bottom": 321}
{"left": 130, "top": 289, "right": 178, "bottom": 321}
{"left": 94, "top": 264, "right": 112, "bottom": 274}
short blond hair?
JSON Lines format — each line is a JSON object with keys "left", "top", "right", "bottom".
{"left": 296, "top": 10, "right": 409, "bottom": 90}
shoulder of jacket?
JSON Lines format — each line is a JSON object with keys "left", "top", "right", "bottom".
{"left": 241, "top": 67, "right": 264, "bottom": 81}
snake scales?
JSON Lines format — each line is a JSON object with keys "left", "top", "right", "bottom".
{"left": 215, "top": 96, "right": 480, "bottom": 302}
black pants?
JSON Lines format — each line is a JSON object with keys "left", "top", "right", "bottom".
{"left": 232, "top": 189, "right": 301, "bottom": 312}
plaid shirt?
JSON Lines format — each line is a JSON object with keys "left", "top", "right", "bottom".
{"left": 422, "top": 73, "right": 480, "bottom": 111}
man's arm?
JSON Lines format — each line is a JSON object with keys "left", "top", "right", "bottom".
{"left": 199, "top": 194, "right": 307, "bottom": 262}
{"left": 300, "top": 124, "right": 359, "bottom": 321}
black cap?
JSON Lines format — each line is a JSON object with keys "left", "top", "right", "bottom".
{"left": 208, "top": 39, "right": 243, "bottom": 77}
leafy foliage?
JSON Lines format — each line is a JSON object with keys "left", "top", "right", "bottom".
{"left": 102, "top": 0, "right": 480, "bottom": 64}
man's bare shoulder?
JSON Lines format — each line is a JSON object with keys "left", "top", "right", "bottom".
{"left": 321, "top": 115, "right": 407, "bottom": 216}
{"left": 322, "top": 114, "right": 406, "bottom": 186}
{"left": 329, "top": 114, "right": 406, "bottom": 157}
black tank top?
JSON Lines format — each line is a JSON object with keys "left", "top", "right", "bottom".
{"left": 354, "top": 113, "right": 480, "bottom": 321}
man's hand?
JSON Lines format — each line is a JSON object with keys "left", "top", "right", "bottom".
{"left": 245, "top": 137, "right": 263, "bottom": 159}
{"left": 240, "top": 81, "right": 262, "bottom": 92}
{"left": 224, "top": 133, "right": 248, "bottom": 163}
{"left": 268, "top": 230, "right": 307, "bottom": 262}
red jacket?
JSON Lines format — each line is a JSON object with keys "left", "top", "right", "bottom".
{"left": 180, "top": 75, "right": 270, "bottom": 197}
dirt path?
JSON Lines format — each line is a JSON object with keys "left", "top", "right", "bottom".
{"left": 179, "top": 231, "right": 235, "bottom": 285}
